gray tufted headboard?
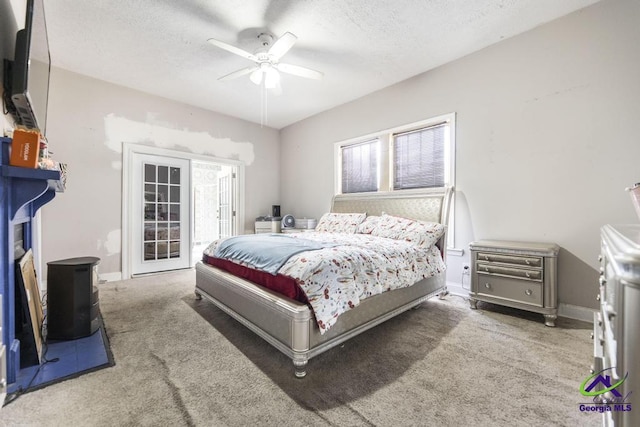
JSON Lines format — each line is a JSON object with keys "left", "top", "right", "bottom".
{"left": 331, "top": 187, "right": 452, "bottom": 224}
{"left": 331, "top": 187, "right": 453, "bottom": 258}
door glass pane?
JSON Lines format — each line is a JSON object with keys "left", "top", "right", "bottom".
{"left": 144, "top": 204, "right": 156, "bottom": 220}
{"left": 158, "top": 185, "right": 169, "bottom": 202}
{"left": 144, "top": 223, "right": 155, "bottom": 241}
{"left": 170, "top": 186, "right": 180, "bottom": 203}
{"left": 157, "top": 222, "right": 168, "bottom": 240}
{"left": 158, "top": 166, "right": 169, "bottom": 183}
{"left": 170, "top": 167, "right": 180, "bottom": 184}
{"left": 169, "top": 241, "right": 180, "bottom": 258}
{"left": 157, "top": 203, "right": 168, "bottom": 220}
{"left": 144, "top": 184, "right": 156, "bottom": 202}
{"left": 169, "top": 204, "right": 180, "bottom": 221}
{"left": 144, "top": 242, "right": 155, "bottom": 261}
{"left": 157, "top": 243, "right": 168, "bottom": 259}
{"left": 170, "top": 222, "right": 180, "bottom": 239}
{"left": 144, "top": 164, "right": 156, "bottom": 182}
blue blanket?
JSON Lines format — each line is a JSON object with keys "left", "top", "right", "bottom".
{"left": 213, "top": 234, "right": 335, "bottom": 275}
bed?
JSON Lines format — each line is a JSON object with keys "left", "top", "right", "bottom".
{"left": 195, "top": 187, "right": 453, "bottom": 377}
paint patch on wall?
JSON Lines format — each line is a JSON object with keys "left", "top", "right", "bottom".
{"left": 99, "top": 229, "right": 121, "bottom": 256}
{"left": 104, "top": 113, "right": 255, "bottom": 165}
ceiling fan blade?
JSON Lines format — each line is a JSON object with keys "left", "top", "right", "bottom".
{"left": 268, "top": 32, "right": 297, "bottom": 59}
{"left": 277, "top": 63, "right": 324, "bottom": 80}
{"left": 208, "top": 38, "right": 257, "bottom": 61}
{"left": 219, "top": 66, "right": 259, "bottom": 81}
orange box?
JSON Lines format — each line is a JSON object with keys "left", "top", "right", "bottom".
{"left": 10, "top": 128, "right": 41, "bottom": 168}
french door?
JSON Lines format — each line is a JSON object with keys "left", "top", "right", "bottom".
{"left": 131, "top": 153, "right": 191, "bottom": 275}
{"left": 191, "top": 161, "right": 237, "bottom": 261}
{"left": 123, "top": 144, "right": 242, "bottom": 278}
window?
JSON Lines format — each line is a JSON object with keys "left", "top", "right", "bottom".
{"left": 393, "top": 124, "right": 446, "bottom": 190}
{"left": 336, "top": 113, "right": 455, "bottom": 194}
{"left": 341, "top": 139, "right": 379, "bottom": 194}
{"left": 335, "top": 113, "right": 456, "bottom": 247}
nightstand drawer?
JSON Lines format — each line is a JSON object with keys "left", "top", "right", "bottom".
{"left": 475, "top": 263, "right": 542, "bottom": 281}
{"left": 476, "top": 252, "right": 542, "bottom": 268}
{"left": 475, "top": 274, "right": 543, "bottom": 307}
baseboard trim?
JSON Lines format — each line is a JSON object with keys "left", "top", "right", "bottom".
{"left": 446, "top": 282, "right": 470, "bottom": 297}
{"left": 445, "top": 281, "right": 595, "bottom": 323}
{"left": 99, "top": 272, "right": 123, "bottom": 283}
{"left": 558, "top": 303, "right": 596, "bottom": 323}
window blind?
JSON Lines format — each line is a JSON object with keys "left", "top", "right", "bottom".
{"left": 393, "top": 124, "right": 445, "bottom": 190}
{"left": 341, "top": 139, "right": 378, "bottom": 193}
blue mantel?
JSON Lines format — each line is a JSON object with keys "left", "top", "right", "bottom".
{"left": 1, "top": 136, "right": 64, "bottom": 385}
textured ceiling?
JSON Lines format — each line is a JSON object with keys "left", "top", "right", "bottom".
{"left": 43, "top": 0, "right": 600, "bottom": 129}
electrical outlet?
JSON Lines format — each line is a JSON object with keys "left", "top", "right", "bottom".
{"left": 461, "top": 264, "right": 471, "bottom": 289}
{"left": 462, "top": 264, "right": 470, "bottom": 275}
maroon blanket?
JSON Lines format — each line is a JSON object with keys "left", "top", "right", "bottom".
{"left": 202, "top": 253, "right": 309, "bottom": 303}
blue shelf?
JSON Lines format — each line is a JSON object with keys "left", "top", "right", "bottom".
{"left": 1, "top": 164, "right": 58, "bottom": 180}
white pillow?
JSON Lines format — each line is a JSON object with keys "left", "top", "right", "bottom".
{"left": 315, "top": 213, "right": 367, "bottom": 233}
{"left": 356, "top": 215, "right": 381, "bottom": 234}
{"left": 370, "top": 214, "right": 444, "bottom": 247}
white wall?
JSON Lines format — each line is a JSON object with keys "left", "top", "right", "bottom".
{"left": 1, "top": 0, "right": 19, "bottom": 135}
{"left": 280, "top": 0, "right": 640, "bottom": 309}
{"left": 42, "top": 68, "right": 280, "bottom": 277}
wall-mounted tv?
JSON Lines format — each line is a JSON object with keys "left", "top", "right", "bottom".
{"left": 11, "top": 0, "right": 50, "bottom": 135}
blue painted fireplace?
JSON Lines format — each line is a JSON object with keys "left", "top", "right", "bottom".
{"left": 0, "top": 136, "right": 63, "bottom": 385}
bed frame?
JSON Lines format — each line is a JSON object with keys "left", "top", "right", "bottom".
{"left": 195, "top": 187, "right": 453, "bottom": 377}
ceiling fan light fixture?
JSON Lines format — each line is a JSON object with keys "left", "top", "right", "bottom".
{"left": 264, "top": 67, "right": 280, "bottom": 89}
{"left": 249, "top": 68, "right": 263, "bottom": 85}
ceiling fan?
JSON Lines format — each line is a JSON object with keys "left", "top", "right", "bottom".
{"left": 207, "top": 32, "right": 324, "bottom": 89}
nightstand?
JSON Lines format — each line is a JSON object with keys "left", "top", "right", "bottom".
{"left": 255, "top": 218, "right": 281, "bottom": 234}
{"left": 469, "top": 240, "right": 559, "bottom": 326}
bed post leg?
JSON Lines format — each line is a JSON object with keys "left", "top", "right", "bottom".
{"left": 195, "top": 290, "right": 202, "bottom": 300}
{"left": 293, "top": 359, "right": 308, "bottom": 378}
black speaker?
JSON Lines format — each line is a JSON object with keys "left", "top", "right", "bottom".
{"left": 47, "top": 257, "right": 100, "bottom": 340}
{"left": 272, "top": 205, "right": 281, "bottom": 217}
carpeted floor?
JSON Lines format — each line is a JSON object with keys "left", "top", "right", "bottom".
{"left": 1, "top": 268, "right": 600, "bottom": 426}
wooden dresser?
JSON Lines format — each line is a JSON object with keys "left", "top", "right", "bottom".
{"left": 591, "top": 224, "right": 640, "bottom": 426}
{"left": 469, "top": 240, "right": 559, "bottom": 326}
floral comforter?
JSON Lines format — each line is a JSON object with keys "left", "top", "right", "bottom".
{"left": 205, "top": 232, "right": 445, "bottom": 334}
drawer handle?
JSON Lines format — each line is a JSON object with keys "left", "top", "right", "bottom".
{"left": 484, "top": 255, "right": 489, "bottom": 261}
{"left": 525, "top": 289, "right": 532, "bottom": 296}
{"left": 484, "top": 283, "right": 491, "bottom": 289}
{"left": 525, "top": 259, "right": 530, "bottom": 265}
{"left": 525, "top": 272, "right": 530, "bottom": 278}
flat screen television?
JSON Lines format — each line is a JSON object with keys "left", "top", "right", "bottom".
{"left": 11, "top": 0, "right": 50, "bottom": 135}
